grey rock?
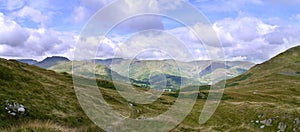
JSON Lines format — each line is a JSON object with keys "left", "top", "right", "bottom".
{"left": 266, "top": 118, "right": 273, "bottom": 126}
{"left": 260, "top": 125, "right": 265, "bottom": 129}
{"left": 260, "top": 120, "right": 267, "bottom": 124}
{"left": 129, "top": 103, "right": 133, "bottom": 107}
{"left": 260, "top": 118, "right": 272, "bottom": 126}
{"left": 278, "top": 122, "right": 287, "bottom": 132}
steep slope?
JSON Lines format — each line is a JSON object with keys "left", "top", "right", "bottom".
{"left": 0, "top": 58, "right": 100, "bottom": 131}
{"left": 209, "top": 46, "right": 300, "bottom": 131}
{"left": 225, "top": 46, "right": 300, "bottom": 103}
{"left": 0, "top": 58, "right": 189, "bottom": 131}
{"left": 34, "top": 56, "right": 70, "bottom": 69}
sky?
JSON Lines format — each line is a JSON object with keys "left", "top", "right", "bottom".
{"left": 0, "top": 0, "right": 299, "bottom": 63}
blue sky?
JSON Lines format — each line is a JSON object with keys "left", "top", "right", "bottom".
{"left": 0, "top": 0, "right": 299, "bottom": 63}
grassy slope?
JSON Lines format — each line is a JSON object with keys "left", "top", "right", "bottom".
{"left": 0, "top": 46, "right": 299, "bottom": 131}
{"left": 225, "top": 46, "right": 300, "bottom": 103}
{"left": 172, "top": 46, "right": 300, "bottom": 131}
{"left": 0, "top": 58, "right": 186, "bottom": 131}
{"left": 0, "top": 58, "right": 101, "bottom": 131}
{"left": 213, "top": 46, "right": 300, "bottom": 131}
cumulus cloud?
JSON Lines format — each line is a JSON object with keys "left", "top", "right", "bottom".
{"left": 164, "top": 14, "right": 300, "bottom": 63}
{"left": 0, "top": 13, "right": 29, "bottom": 46}
{"left": 214, "top": 16, "right": 277, "bottom": 42}
{"left": 0, "top": 13, "right": 75, "bottom": 59}
{"left": 13, "top": 6, "right": 50, "bottom": 27}
{"left": 75, "top": 0, "right": 164, "bottom": 34}
{"left": 212, "top": 15, "right": 300, "bottom": 63}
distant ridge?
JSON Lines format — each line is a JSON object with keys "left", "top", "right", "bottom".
{"left": 17, "top": 59, "right": 38, "bottom": 65}
{"left": 34, "top": 56, "right": 70, "bottom": 69}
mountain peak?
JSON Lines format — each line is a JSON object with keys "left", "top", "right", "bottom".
{"left": 34, "top": 56, "right": 70, "bottom": 69}
{"left": 43, "top": 56, "right": 70, "bottom": 61}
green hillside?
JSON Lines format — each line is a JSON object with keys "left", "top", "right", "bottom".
{"left": 0, "top": 46, "right": 299, "bottom": 131}
{"left": 225, "top": 46, "right": 300, "bottom": 103}
{"left": 219, "top": 46, "right": 300, "bottom": 131}
{"left": 0, "top": 58, "right": 101, "bottom": 131}
{"left": 173, "top": 46, "right": 300, "bottom": 131}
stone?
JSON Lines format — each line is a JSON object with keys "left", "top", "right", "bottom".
{"left": 3, "top": 100, "right": 29, "bottom": 116}
{"left": 256, "top": 120, "right": 260, "bottom": 124}
{"left": 278, "top": 122, "right": 287, "bottom": 132}
{"left": 260, "top": 120, "right": 266, "bottom": 124}
{"left": 260, "top": 118, "right": 273, "bottom": 126}
{"left": 129, "top": 103, "right": 133, "bottom": 107}
{"left": 260, "top": 125, "right": 265, "bottom": 129}
{"left": 266, "top": 118, "right": 273, "bottom": 126}
{"left": 18, "top": 107, "right": 25, "bottom": 113}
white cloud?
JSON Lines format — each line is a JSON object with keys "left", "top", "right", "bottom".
{"left": 214, "top": 16, "right": 277, "bottom": 42}
{"left": 74, "top": 0, "right": 163, "bottom": 33}
{"left": 13, "top": 6, "right": 50, "bottom": 27}
{"left": 0, "top": 13, "right": 76, "bottom": 60}
{"left": 164, "top": 14, "right": 300, "bottom": 63}
{"left": 212, "top": 15, "right": 300, "bottom": 63}
{"left": 0, "top": 13, "right": 30, "bottom": 46}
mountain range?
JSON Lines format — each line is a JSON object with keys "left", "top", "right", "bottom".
{"left": 22, "top": 57, "right": 253, "bottom": 89}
